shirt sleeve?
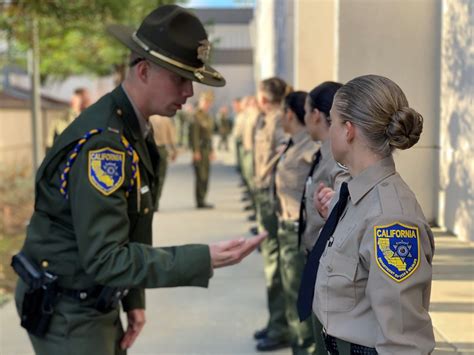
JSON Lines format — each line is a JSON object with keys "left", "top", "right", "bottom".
{"left": 68, "top": 133, "right": 212, "bottom": 292}
{"left": 362, "top": 215, "right": 435, "bottom": 354}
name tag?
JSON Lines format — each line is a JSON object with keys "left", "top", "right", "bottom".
{"left": 140, "top": 186, "right": 150, "bottom": 194}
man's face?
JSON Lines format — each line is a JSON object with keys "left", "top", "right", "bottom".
{"left": 145, "top": 62, "right": 194, "bottom": 117}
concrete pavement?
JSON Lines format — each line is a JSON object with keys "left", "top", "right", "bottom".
{"left": 0, "top": 148, "right": 473, "bottom": 354}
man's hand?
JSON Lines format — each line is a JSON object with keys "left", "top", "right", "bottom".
{"left": 314, "top": 182, "right": 335, "bottom": 220}
{"left": 193, "top": 151, "right": 202, "bottom": 162}
{"left": 209, "top": 150, "right": 216, "bottom": 161}
{"left": 210, "top": 233, "right": 267, "bottom": 268}
{"left": 120, "top": 309, "right": 146, "bottom": 350}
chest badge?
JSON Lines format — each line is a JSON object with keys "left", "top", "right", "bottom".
{"left": 374, "top": 222, "right": 420, "bottom": 282}
{"left": 88, "top": 147, "right": 125, "bottom": 195}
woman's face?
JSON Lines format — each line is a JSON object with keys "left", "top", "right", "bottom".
{"left": 304, "top": 97, "right": 318, "bottom": 140}
{"left": 329, "top": 103, "right": 348, "bottom": 164}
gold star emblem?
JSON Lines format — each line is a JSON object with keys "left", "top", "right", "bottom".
{"left": 197, "top": 39, "right": 210, "bottom": 64}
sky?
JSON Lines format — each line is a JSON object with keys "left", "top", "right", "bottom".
{"left": 184, "top": 0, "right": 255, "bottom": 8}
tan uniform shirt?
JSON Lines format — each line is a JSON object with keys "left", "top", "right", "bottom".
{"left": 149, "top": 115, "right": 177, "bottom": 156}
{"left": 275, "top": 130, "right": 318, "bottom": 221}
{"left": 313, "top": 156, "right": 435, "bottom": 353}
{"left": 302, "top": 140, "right": 349, "bottom": 251}
{"left": 254, "top": 108, "right": 287, "bottom": 189}
{"left": 233, "top": 111, "right": 246, "bottom": 141}
{"left": 242, "top": 107, "right": 261, "bottom": 152}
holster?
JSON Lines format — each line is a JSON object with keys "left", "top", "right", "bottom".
{"left": 11, "top": 252, "right": 59, "bottom": 337}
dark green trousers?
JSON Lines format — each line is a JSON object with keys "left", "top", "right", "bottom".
{"left": 15, "top": 280, "right": 125, "bottom": 355}
{"left": 277, "top": 222, "right": 317, "bottom": 354}
{"left": 193, "top": 148, "right": 210, "bottom": 206}
{"left": 155, "top": 145, "right": 168, "bottom": 211}
{"left": 255, "top": 189, "right": 289, "bottom": 340}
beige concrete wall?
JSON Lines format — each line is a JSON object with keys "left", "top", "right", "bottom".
{"left": 439, "top": 0, "right": 474, "bottom": 241}
{"left": 336, "top": 0, "right": 441, "bottom": 223}
{"left": 294, "top": 0, "right": 337, "bottom": 91}
{"left": 253, "top": 0, "right": 276, "bottom": 82}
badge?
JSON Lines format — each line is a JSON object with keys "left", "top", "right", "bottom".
{"left": 374, "top": 222, "right": 420, "bottom": 282}
{"left": 88, "top": 148, "right": 125, "bottom": 195}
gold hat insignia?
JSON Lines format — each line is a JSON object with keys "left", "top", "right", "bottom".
{"left": 197, "top": 39, "right": 211, "bottom": 63}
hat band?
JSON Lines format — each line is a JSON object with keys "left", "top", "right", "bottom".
{"left": 132, "top": 32, "right": 222, "bottom": 81}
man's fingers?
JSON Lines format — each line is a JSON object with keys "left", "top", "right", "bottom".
{"left": 120, "top": 327, "right": 135, "bottom": 350}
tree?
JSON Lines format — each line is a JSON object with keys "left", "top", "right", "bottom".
{"left": 0, "top": 0, "right": 181, "bottom": 82}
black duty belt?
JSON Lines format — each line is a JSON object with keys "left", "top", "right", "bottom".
{"left": 322, "top": 331, "right": 377, "bottom": 355}
{"left": 59, "top": 285, "right": 128, "bottom": 302}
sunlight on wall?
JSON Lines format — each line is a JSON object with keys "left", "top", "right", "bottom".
{"left": 439, "top": 0, "right": 474, "bottom": 241}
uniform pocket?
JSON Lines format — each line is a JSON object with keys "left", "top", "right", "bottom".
{"left": 320, "top": 252, "right": 358, "bottom": 312}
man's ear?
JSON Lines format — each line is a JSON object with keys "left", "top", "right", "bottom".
{"left": 345, "top": 120, "right": 355, "bottom": 143}
{"left": 135, "top": 60, "right": 149, "bottom": 83}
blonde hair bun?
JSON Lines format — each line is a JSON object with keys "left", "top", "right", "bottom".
{"left": 386, "top": 107, "right": 423, "bottom": 150}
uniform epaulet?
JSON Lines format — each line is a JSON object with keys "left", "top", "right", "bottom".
{"left": 59, "top": 128, "right": 140, "bottom": 199}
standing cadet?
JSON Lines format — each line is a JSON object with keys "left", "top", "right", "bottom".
{"left": 217, "top": 105, "right": 231, "bottom": 151}
{"left": 297, "top": 75, "right": 435, "bottom": 354}
{"left": 273, "top": 91, "right": 318, "bottom": 354}
{"left": 190, "top": 91, "right": 215, "bottom": 209}
{"left": 253, "top": 77, "right": 290, "bottom": 351}
{"left": 297, "top": 82, "right": 348, "bottom": 354}
{"left": 149, "top": 114, "right": 178, "bottom": 211}
{"left": 13, "top": 6, "right": 265, "bottom": 355}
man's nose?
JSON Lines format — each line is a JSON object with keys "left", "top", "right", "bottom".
{"left": 183, "top": 80, "right": 194, "bottom": 98}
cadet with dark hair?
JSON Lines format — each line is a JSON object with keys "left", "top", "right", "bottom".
{"left": 298, "top": 75, "right": 434, "bottom": 354}
{"left": 273, "top": 91, "right": 318, "bottom": 354}
{"left": 13, "top": 5, "right": 265, "bottom": 355}
{"left": 253, "top": 77, "right": 291, "bottom": 351}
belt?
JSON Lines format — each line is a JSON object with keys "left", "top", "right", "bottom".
{"left": 322, "top": 330, "right": 377, "bottom": 355}
{"left": 59, "top": 285, "right": 129, "bottom": 301}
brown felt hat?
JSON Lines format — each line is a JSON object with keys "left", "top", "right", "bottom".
{"left": 107, "top": 5, "right": 225, "bottom": 87}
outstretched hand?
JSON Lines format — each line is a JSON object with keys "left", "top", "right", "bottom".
{"left": 210, "top": 233, "right": 267, "bottom": 268}
{"left": 314, "top": 182, "right": 335, "bottom": 220}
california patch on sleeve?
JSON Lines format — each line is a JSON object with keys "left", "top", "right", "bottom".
{"left": 88, "top": 148, "right": 125, "bottom": 195}
{"left": 374, "top": 222, "right": 420, "bottom": 282}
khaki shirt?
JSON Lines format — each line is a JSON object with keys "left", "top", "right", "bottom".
{"left": 254, "top": 109, "right": 287, "bottom": 189}
{"left": 233, "top": 111, "right": 246, "bottom": 141}
{"left": 301, "top": 140, "right": 349, "bottom": 251}
{"left": 149, "top": 115, "right": 177, "bottom": 156}
{"left": 190, "top": 109, "right": 214, "bottom": 153}
{"left": 275, "top": 130, "right": 318, "bottom": 220}
{"left": 313, "top": 156, "right": 435, "bottom": 353}
{"left": 242, "top": 107, "right": 261, "bottom": 152}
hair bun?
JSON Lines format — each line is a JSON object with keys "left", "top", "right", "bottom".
{"left": 386, "top": 107, "right": 423, "bottom": 150}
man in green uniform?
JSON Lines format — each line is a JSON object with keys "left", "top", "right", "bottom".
{"left": 190, "top": 91, "right": 215, "bottom": 209}
{"left": 13, "top": 5, "right": 265, "bottom": 355}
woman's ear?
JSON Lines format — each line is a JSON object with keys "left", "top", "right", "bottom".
{"left": 345, "top": 120, "right": 355, "bottom": 143}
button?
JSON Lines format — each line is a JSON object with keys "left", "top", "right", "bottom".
{"left": 326, "top": 265, "right": 333, "bottom": 272}
{"left": 123, "top": 289, "right": 129, "bottom": 297}
{"left": 115, "top": 291, "right": 122, "bottom": 298}
{"left": 143, "top": 207, "right": 150, "bottom": 214}
{"left": 381, "top": 182, "right": 389, "bottom": 187}
{"left": 41, "top": 260, "right": 49, "bottom": 268}
{"left": 79, "top": 292, "right": 88, "bottom": 300}
{"left": 116, "top": 109, "right": 122, "bottom": 116}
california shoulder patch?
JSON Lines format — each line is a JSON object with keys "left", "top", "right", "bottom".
{"left": 374, "top": 222, "right": 420, "bottom": 282}
{"left": 88, "top": 148, "right": 125, "bottom": 195}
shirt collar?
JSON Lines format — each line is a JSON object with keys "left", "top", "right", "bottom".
{"left": 348, "top": 156, "right": 396, "bottom": 205}
{"left": 320, "top": 139, "right": 332, "bottom": 159}
{"left": 121, "top": 84, "right": 151, "bottom": 139}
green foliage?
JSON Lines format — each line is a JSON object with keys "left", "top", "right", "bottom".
{"left": 0, "top": 0, "right": 183, "bottom": 80}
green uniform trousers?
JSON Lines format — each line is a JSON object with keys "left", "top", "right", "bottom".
{"left": 277, "top": 222, "right": 317, "bottom": 354}
{"left": 15, "top": 280, "right": 125, "bottom": 355}
{"left": 155, "top": 145, "right": 168, "bottom": 211}
{"left": 193, "top": 147, "right": 210, "bottom": 206}
{"left": 255, "top": 189, "right": 289, "bottom": 340}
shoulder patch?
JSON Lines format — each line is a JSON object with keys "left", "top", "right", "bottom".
{"left": 374, "top": 222, "right": 420, "bottom": 282}
{"left": 88, "top": 147, "right": 125, "bottom": 195}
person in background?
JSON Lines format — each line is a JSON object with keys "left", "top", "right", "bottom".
{"left": 149, "top": 114, "right": 178, "bottom": 211}
{"left": 190, "top": 91, "right": 215, "bottom": 209}
{"left": 46, "top": 87, "right": 90, "bottom": 152}
{"left": 217, "top": 105, "right": 232, "bottom": 151}
{"left": 273, "top": 91, "right": 318, "bottom": 354}
{"left": 298, "top": 74, "right": 435, "bottom": 354}
{"left": 253, "top": 77, "right": 290, "bottom": 352}
{"left": 297, "top": 81, "right": 349, "bottom": 353}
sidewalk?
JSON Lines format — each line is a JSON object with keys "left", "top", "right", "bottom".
{"left": 0, "top": 148, "right": 472, "bottom": 354}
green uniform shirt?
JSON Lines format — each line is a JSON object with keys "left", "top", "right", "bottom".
{"left": 20, "top": 86, "right": 212, "bottom": 312}
{"left": 190, "top": 109, "right": 213, "bottom": 153}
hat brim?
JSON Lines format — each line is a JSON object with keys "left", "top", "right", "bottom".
{"left": 107, "top": 24, "right": 225, "bottom": 87}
